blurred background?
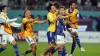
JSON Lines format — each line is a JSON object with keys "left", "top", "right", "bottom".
{"left": 0, "top": 0, "right": 100, "bottom": 31}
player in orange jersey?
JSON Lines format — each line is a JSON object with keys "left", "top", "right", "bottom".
{"left": 19, "top": 10, "right": 47, "bottom": 56}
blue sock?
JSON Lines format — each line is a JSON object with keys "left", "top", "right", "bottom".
{"left": 13, "top": 44, "right": 19, "bottom": 56}
{"left": 75, "top": 36, "right": 82, "bottom": 48}
{"left": 62, "top": 46, "right": 67, "bottom": 56}
{"left": 70, "top": 39, "right": 76, "bottom": 54}
{"left": 50, "top": 48, "right": 56, "bottom": 54}
{"left": 0, "top": 47, "right": 6, "bottom": 52}
{"left": 58, "top": 51, "right": 63, "bottom": 56}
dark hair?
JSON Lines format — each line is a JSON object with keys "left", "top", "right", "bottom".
{"left": 23, "top": 10, "right": 29, "bottom": 18}
{"left": 47, "top": 2, "right": 53, "bottom": 12}
{"left": 0, "top": 5, "right": 7, "bottom": 12}
{"left": 69, "top": 1, "right": 76, "bottom": 6}
{"left": 59, "top": 6, "right": 66, "bottom": 10}
{"left": 53, "top": 2, "right": 60, "bottom": 9}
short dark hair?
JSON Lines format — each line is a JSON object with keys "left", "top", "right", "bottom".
{"left": 53, "top": 2, "right": 60, "bottom": 9}
{"left": 59, "top": 6, "right": 66, "bottom": 10}
{"left": 47, "top": 2, "right": 53, "bottom": 12}
{"left": 69, "top": 1, "right": 76, "bottom": 6}
{"left": 0, "top": 5, "right": 7, "bottom": 12}
{"left": 23, "top": 10, "right": 29, "bottom": 18}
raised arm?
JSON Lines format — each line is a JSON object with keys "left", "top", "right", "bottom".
{"left": 9, "top": 22, "right": 22, "bottom": 27}
{"left": 34, "top": 20, "right": 48, "bottom": 24}
{"left": 0, "top": 16, "right": 20, "bottom": 23}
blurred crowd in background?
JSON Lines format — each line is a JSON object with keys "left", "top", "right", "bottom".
{"left": 0, "top": 0, "right": 100, "bottom": 31}
{"left": 0, "top": 0, "right": 100, "bottom": 10}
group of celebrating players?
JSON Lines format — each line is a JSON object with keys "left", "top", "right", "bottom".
{"left": 0, "top": 1, "right": 85, "bottom": 56}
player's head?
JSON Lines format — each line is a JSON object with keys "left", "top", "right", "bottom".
{"left": 0, "top": 5, "right": 7, "bottom": 13}
{"left": 53, "top": 2, "right": 60, "bottom": 10}
{"left": 59, "top": 6, "right": 66, "bottom": 15}
{"left": 47, "top": 2, "right": 56, "bottom": 13}
{"left": 24, "top": 10, "right": 31, "bottom": 18}
{"left": 69, "top": 1, "right": 76, "bottom": 10}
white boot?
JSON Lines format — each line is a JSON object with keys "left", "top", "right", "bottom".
{"left": 69, "top": 54, "right": 72, "bottom": 56}
{"left": 80, "top": 47, "right": 85, "bottom": 52}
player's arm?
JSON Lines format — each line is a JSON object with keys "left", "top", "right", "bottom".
{"left": 59, "top": 15, "right": 69, "bottom": 19}
{"left": 68, "top": 12, "right": 79, "bottom": 24}
{"left": 47, "top": 14, "right": 59, "bottom": 23}
{"left": 6, "top": 16, "right": 20, "bottom": 23}
{"left": 26, "top": 16, "right": 39, "bottom": 23}
{"left": 9, "top": 22, "right": 22, "bottom": 27}
{"left": 34, "top": 20, "right": 48, "bottom": 24}
{"left": 0, "top": 16, "right": 19, "bottom": 23}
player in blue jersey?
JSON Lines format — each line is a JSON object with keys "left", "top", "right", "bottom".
{"left": 56, "top": 6, "right": 69, "bottom": 56}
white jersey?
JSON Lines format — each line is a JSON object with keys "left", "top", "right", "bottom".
{"left": 0, "top": 12, "right": 21, "bottom": 34}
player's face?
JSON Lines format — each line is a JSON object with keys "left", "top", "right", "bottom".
{"left": 25, "top": 10, "right": 31, "bottom": 18}
{"left": 50, "top": 6, "right": 56, "bottom": 13}
{"left": 3, "top": 7, "right": 7, "bottom": 13}
{"left": 59, "top": 8, "right": 65, "bottom": 15}
{"left": 71, "top": 3, "right": 76, "bottom": 9}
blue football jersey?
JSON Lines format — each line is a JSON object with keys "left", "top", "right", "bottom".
{"left": 56, "top": 19, "right": 66, "bottom": 35}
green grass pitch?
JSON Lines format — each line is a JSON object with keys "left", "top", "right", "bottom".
{"left": 0, "top": 41, "right": 100, "bottom": 56}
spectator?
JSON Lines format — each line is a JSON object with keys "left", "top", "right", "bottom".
{"left": 96, "top": 16, "right": 100, "bottom": 31}
{"left": 27, "top": 0, "right": 35, "bottom": 9}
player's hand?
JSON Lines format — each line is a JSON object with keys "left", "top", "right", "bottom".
{"left": 63, "top": 21, "right": 67, "bottom": 25}
{"left": 67, "top": 22, "right": 72, "bottom": 24}
{"left": 35, "top": 16, "right": 39, "bottom": 21}
{"left": 17, "top": 16, "right": 20, "bottom": 20}
{"left": 57, "top": 15, "right": 61, "bottom": 19}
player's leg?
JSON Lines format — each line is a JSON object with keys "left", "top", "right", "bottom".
{"left": 62, "top": 32, "right": 68, "bottom": 56}
{"left": 58, "top": 45, "right": 64, "bottom": 56}
{"left": 8, "top": 34, "right": 19, "bottom": 56}
{"left": 22, "top": 48, "right": 32, "bottom": 56}
{"left": 0, "top": 35, "right": 7, "bottom": 52}
{"left": 56, "top": 35, "right": 67, "bottom": 56}
{"left": 70, "top": 36, "right": 76, "bottom": 56}
{"left": 47, "top": 32, "right": 56, "bottom": 56}
{"left": 73, "top": 29, "right": 85, "bottom": 52}
{"left": 25, "top": 37, "right": 37, "bottom": 56}
{"left": 62, "top": 46, "right": 68, "bottom": 56}
{"left": 31, "top": 43, "right": 37, "bottom": 56}
{"left": 40, "top": 32, "right": 56, "bottom": 56}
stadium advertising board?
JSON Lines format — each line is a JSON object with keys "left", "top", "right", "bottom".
{"left": 38, "top": 31, "right": 100, "bottom": 43}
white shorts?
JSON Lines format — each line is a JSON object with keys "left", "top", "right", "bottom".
{"left": 1, "top": 34, "right": 15, "bottom": 44}
{"left": 68, "top": 28, "right": 78, "bottom": 34}
{"left": 56, "top": 35, "right": 65, "bottom": 44}
{"left": 25, "top": 37, "right": 36, "bottom": 46}
{"left": 0, "top": 35, "right": 1, "bottom": 44}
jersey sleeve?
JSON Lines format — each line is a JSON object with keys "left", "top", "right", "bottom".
{"left": 32, "top": 21, "right": 37, "bottom": 24}
{"left": 47, "top": 14, "right": 54, "bottom": 22}
{"left": 22, "top": 18, "right": 27, "bottom": 24}
{"left": 10, "top": 22, "right": 21, "bottom": 27}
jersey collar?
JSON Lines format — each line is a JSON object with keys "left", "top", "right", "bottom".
{"left": 1, "top": 12, "right": 7, "bottom": 15}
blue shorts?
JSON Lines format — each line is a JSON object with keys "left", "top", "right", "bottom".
{"left": 47, "top": 32, "right": 55, "bottom": 43}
